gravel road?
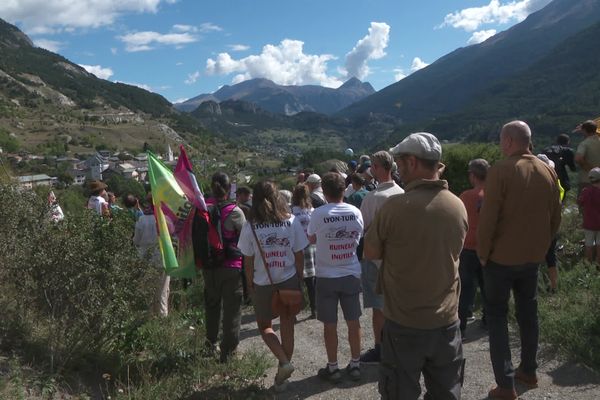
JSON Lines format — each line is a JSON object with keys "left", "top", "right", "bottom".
{"left": 238, "top": 308, "right": 600, "bottom": 399}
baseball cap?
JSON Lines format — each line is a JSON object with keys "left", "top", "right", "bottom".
{"left": 589, "top": 167, "right": 600, "bottom": 182}
{"left": 347, "top": 160, "right": 357, "bottom": 169}
{"left": 306, "top": 174, "right": 321, "bottom": 184}
{"left": 389, "top": 132, "right": 442, "bottom": 161}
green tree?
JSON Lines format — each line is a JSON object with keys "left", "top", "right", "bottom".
{"left": 105, "top": 174, "right": 146, "bottom": 200}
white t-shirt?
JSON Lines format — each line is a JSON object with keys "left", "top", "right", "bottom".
{"left": 291, "top": 205, "right": 313, "bottom": 237}
{"left": 133, "top": 214, "right": 162, "bottom": 268}
{"left": 307, "top": 202, "right": 364, "bottom": 278}
{"left": 87, "top": 195, "right": 107, "bottom": 215}
{"left": 238, "top": 215, "right": 309, "bottom": 286}
{"left": 360, "top": 181, "right": 404, "bottom": 229}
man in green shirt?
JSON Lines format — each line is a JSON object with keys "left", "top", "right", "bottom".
{"left": 346, "top": 174, "right": 368, "bottom": 209}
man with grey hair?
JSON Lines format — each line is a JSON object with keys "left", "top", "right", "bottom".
{"left": 306, "top": 174, "right": 326, "bottom": 208}
{"left": 458, "top": 158, "right": 490, "bottom": 339}
{"left": 478, "top": 121, "right": 562, "bottom": 400}
{"left": 364, "top": 134, "right": 467, "bottom": 399}
{"left": 358, "top": 150, "right": 404, "bottom": 364}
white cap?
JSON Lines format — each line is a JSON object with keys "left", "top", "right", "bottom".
{"left": 306, "top": 174, "right": 321, "bottom": 184}
{"left": 536, "top": 154, "right": 555, "bottom": 170}
{"left": 389, "top": 132, "right": 442, "bottom": 161}
{"left": 589, "top": 167, "right": 600, "bottom": 182}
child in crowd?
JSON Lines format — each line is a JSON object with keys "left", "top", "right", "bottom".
{"left": 578, "top": 167, "right": 600, "bottom": 268}
{"left": 291, "top": 184, "right": 317, "bottom": 318}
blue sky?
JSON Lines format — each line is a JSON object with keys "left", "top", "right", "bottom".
{"left": 1, "top": 0, "right": 553, "bottom": 104}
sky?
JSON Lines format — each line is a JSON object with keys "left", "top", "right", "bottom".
{"left": 0, "top": 0, "right": 554, "bottom": 104}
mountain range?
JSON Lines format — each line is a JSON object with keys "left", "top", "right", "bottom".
{"left": 338, "top": 0, "right": 600, "bottom": 126}
{"left": 179, "top": 0, "right": 600, "bottom": 146}
{"left": 175, "top": 77, "right": 375, "bottom": 115}
{"left": 1, "top": 0, "right": 600, "bottom": 155}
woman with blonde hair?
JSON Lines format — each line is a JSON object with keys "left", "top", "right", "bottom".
{"left": 237, "top": 181, "right": 308, "bottom": 392}
{"left": 291, "top": 184, "right": 317, "bottom": 318}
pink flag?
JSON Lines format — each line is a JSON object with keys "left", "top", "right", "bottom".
{"left": 174, "top": 145, "right": 206, "bottom": 211}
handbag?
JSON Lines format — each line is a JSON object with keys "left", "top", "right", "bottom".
{"left": 250, "top": 224, "right": 303, "bottom": 318}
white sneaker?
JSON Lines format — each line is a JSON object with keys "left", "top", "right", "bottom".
{"left": 275, "top": 362, "right": 295, "bottom": 385}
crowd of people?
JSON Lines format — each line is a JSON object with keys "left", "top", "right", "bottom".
{"left": 230, "top": 119, "right": 597, "bottom": 399}
{"left": 64, "top": 118, "right": 600, "bottom": 399}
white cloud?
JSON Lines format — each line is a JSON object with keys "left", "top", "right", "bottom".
{"left": 228, "top": 44, "right": 250, "bottom": 52}
{"left": 441, "top": 0, "right": 552, "bottom": 32}
{"left": 185, "top": 71, "right": 200, "bottom": 84}
{"left": 176, "top": 62, "right": 183, "bottom": 66}
{"left": 110, "top": 47, "right": 118, "bottom": 55}
{"left": 199, "top": 22, "right": 223, "bottom": 33}
{"left": 33, "top": 38, "right": 63, "bottom": 52}
{"left": 411, "top": 57, "right": 429, "bottom": 72}
{"left": 393, "top": 69, "right": 407, "bottom": 82}
{"left": 0, "top": 0, "right": 175, "bottom": 33}
{"left": 79, "top": 64, "right": 114, "bottom": 80}
{"left": 344, "top": 22, "right": 390, "bottom": 80}
{"left": 467, "top": 29, "right": 497, "bottom": 45}
{"left": 173, "top": 24, "right": 198, "bottom": 33}
{"left": 118, "top": 31, "right": 198, "bottom": 52}
{"left": 205, "top": 39, "right": 342, "bottom": 88}
{"left": 173, "top": 97, "right": 189, "bottom": 104}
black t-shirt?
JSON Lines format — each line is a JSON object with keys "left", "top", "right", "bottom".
{"left": 543, "top": 145, "right": 576, "bottom": 190}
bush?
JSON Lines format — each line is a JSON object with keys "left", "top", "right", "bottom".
{"left": 539, "top": 262, "right": 600, "bottom": 368}
{"left": 0, "top": 184, "right": 158, "bottom": 373}
{"left": 0, "top": 183, "right": 270, "bottom": 398}
{"left": 441, "top": 143, "right": 503, "bottom": 194}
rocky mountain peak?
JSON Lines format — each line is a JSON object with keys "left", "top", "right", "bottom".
{"left": 0, "top": 18, "right": 34, "bottom": 48}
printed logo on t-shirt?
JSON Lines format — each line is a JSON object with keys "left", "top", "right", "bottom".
{"left": 325, "top": 226, "right": 360, "bottom": 240}
{"left": 254, "top": 221, "right": 293, "bottom": 269}
{"left": 261, "top": 232, "right": 291, "bottom": 247}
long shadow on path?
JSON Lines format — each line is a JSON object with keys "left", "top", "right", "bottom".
{"left": 269, "top": 364, "right": 379, "bottom": 400}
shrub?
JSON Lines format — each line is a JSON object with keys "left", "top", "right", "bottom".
{"left": 0, "top": 184, "right": 159, "bottom": 373}
{"left": 539, "top": 262, "right": 600, "bottom": 369}
{"left": 441, "top": 143, "right": 503, "bottom": 194}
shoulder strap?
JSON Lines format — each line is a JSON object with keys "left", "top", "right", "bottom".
{"left": 250, "top": 223, "right": 275, "bottom": 287}
{"left": 220, "top": 202, "right": 237, "bottom": 223}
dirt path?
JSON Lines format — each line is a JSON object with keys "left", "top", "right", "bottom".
{"left": 238, "top": 308, "right": 600, "bottom": 399}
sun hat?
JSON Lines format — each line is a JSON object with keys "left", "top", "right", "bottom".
{"left": 389, "top": 132, "right": 442, "bottom": 161}
{"left": 88, "top": 180, "right": 107, "bottom": 193}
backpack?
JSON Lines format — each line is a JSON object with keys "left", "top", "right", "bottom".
{"left": 192, "top": 201, "right": 238, "bottom": 269}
